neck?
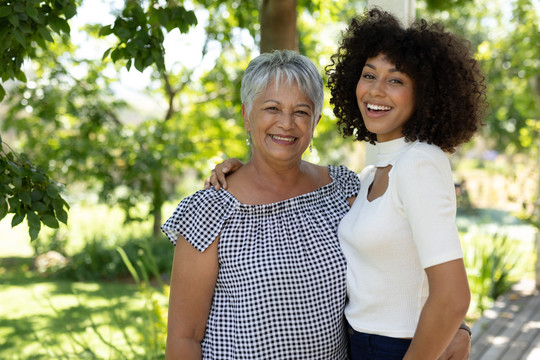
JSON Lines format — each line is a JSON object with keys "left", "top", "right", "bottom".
{"left": 245, "top": 156, "right": 308, "bottom": 192}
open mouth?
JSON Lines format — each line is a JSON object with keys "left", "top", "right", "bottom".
{"left": 270, "top": 134, "right": 296, "bottom": 142}
{"left": 366, "top": 103, "right": 392, "bottom": 112}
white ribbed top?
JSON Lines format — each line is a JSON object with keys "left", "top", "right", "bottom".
{"left": 338, "top": 137, "right": 463, "bottom": 338}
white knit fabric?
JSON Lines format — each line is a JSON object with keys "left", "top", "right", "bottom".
{"left": 338, "top": 137, "right": 463, "bottom": 338}
{"left": 162, "top": 165, "right": 360, "bottom": 359}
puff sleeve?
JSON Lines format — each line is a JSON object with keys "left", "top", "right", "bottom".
{"left": 161, "top": 189, "right": 237, "bottom": 251}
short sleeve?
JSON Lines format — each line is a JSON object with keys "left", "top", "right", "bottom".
{"left": 393, "top": 144, "right": 463, "bottom": 268}
{"left": 331, "top": 165, "right": 361, "bottom": 198}
{"left": 161, "top": 189, "right": 237, "bottom": 251}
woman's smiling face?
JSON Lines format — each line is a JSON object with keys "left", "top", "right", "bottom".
{"left": 356, "top": 53, "right": 415, "bottom": 142}
{"left": 243, "top": 78, "right": 317, "bottom": 164}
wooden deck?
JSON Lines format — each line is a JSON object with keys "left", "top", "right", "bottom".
{"left": 470, "top": 279, "right": 540, "bottom": 360}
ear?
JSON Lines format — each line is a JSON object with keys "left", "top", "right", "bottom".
{"left": 242, "top": 104, "right": 251, "bottom": 132}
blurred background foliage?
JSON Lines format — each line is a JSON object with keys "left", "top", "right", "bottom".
{"left": 0, "top": 0, "right": 539, "bottom": 358}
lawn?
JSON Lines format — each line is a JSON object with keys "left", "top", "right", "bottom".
{"left": 0, "top": 205, "right": 171, "bottom": 359}
{"left": 0, "top": 255, "right": 168, "bottom": 359}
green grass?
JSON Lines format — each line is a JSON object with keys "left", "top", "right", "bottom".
{"left": 0, "top": 202, "right": 172, "bottom": 359}
{"left": 0, "top": 256, "right": 168, "bottom": 359}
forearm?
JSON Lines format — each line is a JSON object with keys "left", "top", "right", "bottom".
{"left": 165, "top": 338, "right": 202, "bottom": 360}
{"left": 404, "top": 259, "right": 470, "bottom": 360}
{"left": 403, "top": 296, "right": 468, "bottom": 359}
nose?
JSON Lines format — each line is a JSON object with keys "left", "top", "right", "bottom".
{"left": 368, "top": 79, "right": 386, "bottom": 97}
{"left": 277, "top": 111, "right": 295, "bottom": 129}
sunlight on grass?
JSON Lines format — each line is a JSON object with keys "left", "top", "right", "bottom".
{"left": 0, "top": 270, "right": 168, "bottom": 359}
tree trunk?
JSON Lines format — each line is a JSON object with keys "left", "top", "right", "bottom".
{"left": 152, "top": 170, "right": 164, "bottom": 238}
{"left": 533, "top": 74, "right": 540, "bottom": 289}
{"left": 260, "top": 0, "right": 298, "bottom": 53}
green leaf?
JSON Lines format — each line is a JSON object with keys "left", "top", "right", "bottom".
{"left": 102, "top": 47, "right": 111, "bottom": 60}
{"left": 0, "top": 196, "right": 7, "bottom": 221}
{"left": 38, "top": 26, "right": 54, "bottom": 42}
{"left": 42, "top": 214, "right": 59, "bottom": 229}
{"left": 13, "top": 28, "right": 25, "bottom": 47}
{"left": 27, "top": 210, "right": 40, "bottom": 228}
{"left": 64, "top": 3, "right": 77, "bottom": 19}
{"left": 56, "top": 207, "right": 68, "bottom": 224}
{"left": 0, "top": 85, "right": 4, "bottom": 102}
{"left": 186, "top": 10, "right": 198, "bottom": 26}
{"left": 30, "top": 171, "right": 47, "bottom": 183}
{"left": 25, "top": 4, "right": 38, "bottom": 19}
{"left": 0, "top": 26, "right": 8, "bottom": 41}
{"left": 46, "top": 184, "right": 59, "bottom": 197}
{"left": 7, "top": 161, "right": 22, "bottom": 175}
{"left": 8, "top": 13, "right": 19, "bottom": 27}
{"left": 15, "top": 70, "right": 26, "bottom": 83}
{"left": 8, "top": 197, "right": 19, "bottom": 212}
{"left": 20, "top": 191, "right": 31, "bottom": 205}
{"left": 0, "top": 6, "right": 12, "bottom": 18}
{"left": 52, "top": 198, "right": 63, "bottom": 212}
{"left": 31, "top": 200, "right": 47, "bottom": 213}
{"left": 29, "top": 225, "right": 40, "bottom": 240}
{"left": 134, "top": 56, "right": 144, "bottom": 72}
{"left": 13, "top": 2, "right": 24, "bottom": 13}
{"left": 31, "top": 190, "right": 43, "bottom": 202}
{"left": 99, "top": 25, "right": 114, "bottom": 37}
{"left": 12, "top": 176, "right": 22, "bottom": 188}
{"left": 110, "top": 47, "right": 122, "bottom": 62}
{"left": 11, "top": 212, "right": 25, "bottom": 227}
{"left": 48, "top": 16, "right": 70, "bottom": 34}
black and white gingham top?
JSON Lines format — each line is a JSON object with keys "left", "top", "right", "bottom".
{"left": 162, "top": 165, "right": 360, "bottom": 359}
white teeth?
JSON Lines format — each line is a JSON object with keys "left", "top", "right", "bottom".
{"left": 367, "top": 103, "right": 391, "bottom": 111}
{"left": 271, "top": 135, "right": 295, "bottom": 142}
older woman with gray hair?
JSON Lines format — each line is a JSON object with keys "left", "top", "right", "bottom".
{"left": 161, "top": 50, "right": 360, "bottom": 359}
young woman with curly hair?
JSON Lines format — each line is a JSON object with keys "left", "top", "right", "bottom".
{"left": 205, "top": 8, "right": 486, "bottom": 360}
{"left": 327, "top": 8, "right": 487, "bottom": 360}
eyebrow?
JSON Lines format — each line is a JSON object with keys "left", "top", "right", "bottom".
{"left": 263, "top": 100, "right": 313, "bottom": 109}
{"left": 364, "top": 63, "right": 400, "bottom": 73}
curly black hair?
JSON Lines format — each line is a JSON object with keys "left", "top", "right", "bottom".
{"left": 326, "top": 8, "right": 487, "bottom": 153}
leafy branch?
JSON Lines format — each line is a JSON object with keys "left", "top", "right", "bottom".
{"left": 0, "top": 135, "right": 69, "bottom": 240}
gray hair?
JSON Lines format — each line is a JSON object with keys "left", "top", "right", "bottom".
{"left": 241, "top": 50, "right": 324, "bottom": 122}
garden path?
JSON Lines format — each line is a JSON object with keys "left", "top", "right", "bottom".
{"left": 470, "top": 279, "right": 540, "bottom": 360}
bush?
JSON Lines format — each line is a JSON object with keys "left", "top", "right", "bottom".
{"left": 463, "top": 231, "right": 530, "bottom": 314}
{"left": 37, "top": 234, "right": 173, "bottom": 282}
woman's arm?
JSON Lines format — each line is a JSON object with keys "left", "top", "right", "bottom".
{"left": 438, "top": 326, "right": 471, "bottom": 360}
{"left": 203, "top": 158, "right": 244, "bottom": 190}
{"left": 166, "top": 235, "right": 219, "bottom": 360}
{"left": 403, "top": 258, "right": 471, "bottom": 360}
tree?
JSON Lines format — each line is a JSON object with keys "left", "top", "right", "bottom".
{"left": 422, "top": 0, "right": 540, "bottom": 285}
{"left": 0, "top": 0, "right": 76, "bottom": 239}
{"left": 260, "top": 0, "right": 298, "bottom": 52}
{"left": 476, "top": 0, "right": 540, "bottom": 285}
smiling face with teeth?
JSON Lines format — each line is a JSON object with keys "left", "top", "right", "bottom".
{"left": 356, "top": 53, "right": 415, "bottom": 143}
{"left": 243, "top": 78, "right": 318, "bottom": 165}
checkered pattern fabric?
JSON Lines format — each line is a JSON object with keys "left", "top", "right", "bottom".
{"left": 162, "top": 165, "right": 360, "bottom": 359}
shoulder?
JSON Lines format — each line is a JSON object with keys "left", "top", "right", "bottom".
{"left": 404, "top": 141, "right": 448, "bottom": 162}
{"left": 179, "top": 188, "right": 237, "bottom": 213}
{"left": 391, "top": 142, "right": 455, "bottom": 198}
{"left": 328, "top": 164, "right": 359, "bottom": 179}
{"left": 161, "top": 189, "right": 237, "bottom": 248}
{"left": 394, "top": 142, "right": 451, "bottom": 175}
{"left": 329, "top": 164, "right": 361, "bottom": 197}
